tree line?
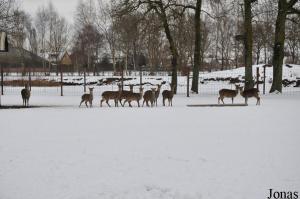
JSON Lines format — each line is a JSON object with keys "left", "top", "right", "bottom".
{"left": 0, "top": 0, "right": 299, "bottom": 93}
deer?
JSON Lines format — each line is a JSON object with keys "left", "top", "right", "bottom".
{"left": 142, "top": 88, "right": 156, "bottom": 107}
{"left": 218, "top": 85, "right": 241, "bottom": 104}
{"left": 162, "top": 84, "right": 175, "bottom": 106}
{"left": 79, "top": 87, "right": 94, "bottom": 108}
{"left": 118, "top": 84, "right": 134, "bottom": 106}
{"left": 100, "top": 85, "right": 122, "bottom": 107}
{"left": 154, "top": 84, "right": 162, "bottom": 106}
{"left": 21, "top": 84, "right": 31, "bottom": 107}
{"left": 239, "top": 87, "right": 261, "bottom": 105}
{"left": 122, "top": 87, "right": 144, "bottom": 107}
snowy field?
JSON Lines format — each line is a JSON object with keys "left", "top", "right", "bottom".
{"left": 0, "top": 93, "right": 300, "bottom": 199}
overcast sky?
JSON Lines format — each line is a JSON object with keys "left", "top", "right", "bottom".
{"left": 20, "top": 0, "right": 77, "bottom": 24}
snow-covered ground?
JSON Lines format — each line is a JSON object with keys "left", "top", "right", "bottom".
{"left": 0, "top": 93, "right": 299, "bottom": 199}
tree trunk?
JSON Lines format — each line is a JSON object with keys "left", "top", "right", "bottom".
{"left": 256, "top": 49, "right": 260, "bottom": 65}
{"left": 270, "top": 0, "right": 287, "bottom": 93}
{"left": 244, "top": 0, "right": 254, "bottom": 89}
{"left": 157, "top": 3, "right": 178, "bottom": 93}
{"left": 191, "top": 0, "right": 202, "bottom": 94}
{"left": 112, "top": 48, "right": 116, "bottom": 74}
{"left": 133, "top": 41, "right": 137, "bottom": 71}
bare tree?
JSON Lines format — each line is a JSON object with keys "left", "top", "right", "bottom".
{"left": 243, "top": 0, "right": 257, "bottom": 89}
{"left": 270, "top": 0, "right": 300, "bottom": 93}
{"left": 45, "top": 2, "right": 70, "bottom": 73}
{"left": 35, "top": 6, "right": 49, "bottom": 72}
{"left": 96, "top": 0, "right": 118, "bottom": 73}
{"left": 10, "top": 10, "right": 28, "bottom": 73}
{"left": 116, "top": 0, "right": 182, "bottom": 93}
{"left": 286, "top": 16, "right": 300, "bottom": 64}
{"left": 0, "top": 0, "right": 17, "bottom": 31}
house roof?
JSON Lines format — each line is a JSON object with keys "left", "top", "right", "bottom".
{"left": 60, "top": 52, "right": 73, "bottom": 65}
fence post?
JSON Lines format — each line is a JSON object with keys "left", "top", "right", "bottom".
{"left": 139, "top": 65, "right": 142, "bottom": 90}
{"left": 1, "top": 66, "right": 3, "bottom": 95}
{"left": 29, "top": 68, "right": 32, "bottom": 91}
{"left": 84, "top": 67, "right": 86, "bottom": 92}
{"left": 121, "top": 64, "right": 124, "bottom": 91}
{"left": 263, "top": 65, "right": 266, "bottom": 95}
{"left": 187, "top": 68, "right": 190, "bottom": 97}
{"left": 60, "top": 65, "right": 63, "bottom": 96}
{"left": 256, "top": 67, "right": 260, "bottom": 90}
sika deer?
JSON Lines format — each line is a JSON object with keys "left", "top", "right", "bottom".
{"left": 239, "top": 87, "right": 261, "bottom": 105}
{"left": 218, "top": 85, "right": 241, "bottom": 104}
{"left": 154, "top": 84, "right": 162, "bottom": 106}
{"left": 79, "top": 87, "right": 94, "bottom": 108}
{"left": 143, "top": 88, "right": 156, "bottom": 107}
{"left": 100, "top": 85, "right": 122, "bottom": 107}
{"left": 21, "top": 84, "right": 31, "bottom": 107}
{"left": 118, "top": 85, "right": 134, "bottom": 106}
{"left": 123, "top": 87, "right": 144, "bottom": 107}
{"left": 162, "top": 84, "right": 175, "bottom": 106}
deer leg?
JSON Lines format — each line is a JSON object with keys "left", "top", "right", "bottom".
{"left": 119, "top": 99, "right": 123, "bottom": 107}
{"left": 218, "top": 97, "right": 220, "bottom": 104}
{"left": 115, "top": 99, "right": 118, "bottom": 107}
{"left": 256, "top": 97, "right": 260, "bottom": 105}
{"left": 142, "top": 100, "right": 145, "bottom": 107}
{"left": 146, "top": 100, "right": 149, "bottom": 107}
{"left": 90, "top": 100, "right": 93, "bottom": 108}
{"left": 27, "top": 98, "right": 29, "bottom": 107}
{"left": 100, "top": 99, "right": 104, "bottom": 107}
{"left": 137, "top": 100, "right": 140, "bottom": 107}
{"left": 232, "top": 97, "right": 234, "bottom": 104}
{"left": 163, "top": 97, "right": 165, "bottom": 106}
{"left": 171, "top": 99, "right": 173, "bottom": 107}
{"left": 85, "top": 101, "right": 88, "bottom": 108}
{"left": 221, "top": 97, "right": 225, "bottom": 104}
{"left": 245, "top": 97, "right": 248, "bottom": 105}
{"left": 79, "top": 99, "right": 84, "bottom": 107}
{"left": 128, "top": 101, "right": 132, "bottom": 107}
{"left": 123, "top": 100, "right": 128, "bottom": 107}
{"left": 106, "top": 100, "right": 111, "bottom": 107}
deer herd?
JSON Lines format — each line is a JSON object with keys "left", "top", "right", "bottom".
{"left": 19, "top": 82, "right": 261, "bottom": 108}
{"left": 218, "top": 85, "right": 261, "bottom": 105}
{"left": 98, "top": 83, "right": 174, "bottom": 108}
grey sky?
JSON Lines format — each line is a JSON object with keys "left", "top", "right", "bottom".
{"left": 20, "top": 0, "right": 78, "bottom": 24}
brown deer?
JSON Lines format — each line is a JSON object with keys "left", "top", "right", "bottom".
{"left": 21, "top": 84, "right": 31, "bottom": 107}
{"left": 100, "top": 85, "right": 122, "bottom": 107}
{"left": 239, "top": 87, "right": 261, "bottom": 105}
{"left": 154, "top": 84, "right": 162, "bottom": 106}
{"left": 122, "top": 87, "right": 144, "bottom": 107}
{"left": 162, "top": 84, "right": 175, "bottom": 106}
{"left": 218, "top": 85, "right": 241, "bottom": 104}
{"left": 142, "top": 88, "right": 156, "bottom": 107}
{"left": 118, "top": 85, "right": 134, "bottom": 106}
{"left": 79, "top": 87, "right": 94, "bottom": 108}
